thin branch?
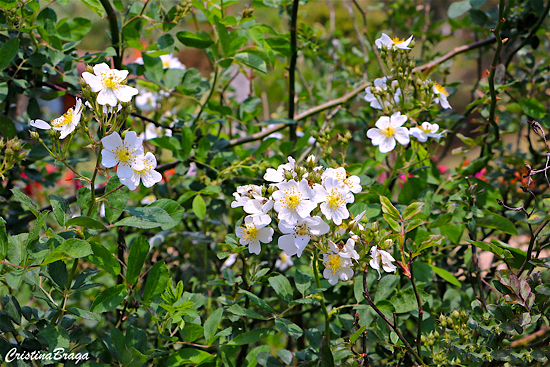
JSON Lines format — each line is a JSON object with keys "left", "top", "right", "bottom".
{"left": 99, "top": 0, "right": 122, "bottom": 69}
{"left": 288, "top": 0, "right": 300, "bottom": 142}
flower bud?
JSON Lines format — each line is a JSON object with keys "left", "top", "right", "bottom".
{"left": 86, "top": 65, "right": 94, "bottom": 73}
{"left": 451, "top": 310, "right": 460, "bottom": 319}
{"left": 30, "top": 131, "right": 40, "bottom": 140}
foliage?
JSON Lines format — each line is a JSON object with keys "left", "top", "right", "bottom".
{"left": 0, "top": 0, "right": 550, "bottom": 366}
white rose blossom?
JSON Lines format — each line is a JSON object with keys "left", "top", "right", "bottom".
{"left": 30, "top": 98, "right": 84, "bottom": 139}
{"left": 364, "top": 77, "right": 401, "bottom": 110}
{"left": 314, "top": 177, "right": 354, "bottom": 225}
{"left": 375, "top": 33, "right": 414, "bottom": 50}
{"left": 264, "top": 156, "right": 296, "bottom": 182}
{"left": 101, "top": 131, "right": 145, "bottom": 179}
{"left": 329, "top": 237, "right": 360, "bottom": 261}
{"left": 432, "top": 82, "right": 451, "bottom": 109}
{"left": 135, "top": 54, "right": 186, "bottom": 70}
{"left": 272, "top": 179, "right": 317, "bottom": 224}
{"left": 231, "top": 184, "right": 273, "bottom": 226}
{"left": 82, "top": 63, "right": 138, "bottom": 107}
{"left": 410, "top": 122, "right": 444, "bottom": 142}
{"left": 119, "top": 152, "right": 162, "bottom": 191}
{"left": 369, "top": 245, "right": 397, "bottom": 279}
{"left": 278, "top": 216, "right": 330, "bottom": 258}
{"left": 322, "top": 167, "right": 362, "bottom": 194}
{"left": 275, "top": 252, "right": 294, "bottom": 271}
{"left": 236, "top": 215, "right": 274, "bottom": 255}
{"left": 322, "top": 241, "right": 354, "bottom": 285}
{"left": 367, "top": 112, "right": 410, "bottom": 153}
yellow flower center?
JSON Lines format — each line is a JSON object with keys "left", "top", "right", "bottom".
{"left": 134, "top": 161, "right": 152, "bottom": 176}
{"left": 327, "top": 189, "right": 345, "bottom": 210}
{"left": 101, "top": 72, "right": 122, "bottom": 89}
{"left": 382, "top": 126, "right": 396, "bottom": 138}
{"left": 420, "top": 125, "right": 432, "bottom": 133}
{"left": 391, "top": 37, "right": 405, "bottom": 44}
{"left": 294, "top": 223, "right": 310, "bottom": 236}
{"left": 115, "top": 145, "right": 132, "bottom": 164}
{"left": 51, "top": 109, "right": 74, "bottom": 128}
{"left": 282, "top": 189, "right": 302, "bottom": 210}
{"left": 162, "top": 60, "right": 171, "bottom": 68}
{"left": 323, "top": 253, "right": 343, "bottom": 275}
{"left": 242, "top": 223, "right": 259, "bottom": 243}
{"left": 434, "top": 82, "right": 449, "bottom": 97}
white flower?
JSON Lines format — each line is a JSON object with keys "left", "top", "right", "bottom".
{"left": 314, "top": 177, "right": 354, "bottom": 225}
{"left": 410, "top": 122, "right": 444, "bottom": 142}
{"left": 275, "top": 252, "right": 294, "bottom": 271}
{"left": 221, "top": 253, "right": 238, "bottom": 269}
{"left": 322, "top": 167, "right": 362, "bottom": 194}
{"left": 272, "top": 179, "right": 317, "bottom": 224}
{"left": 135, "top": 90, "right": 160, "bottom": 112}
{"left": 264, "top": 156, "right": 296, "bottom": 182}
{"left": 236, "top": 216, "right": 274, "bottom": 255}
{"left": 367, "top": 112, "right": 410, "bottom": 153}
{"left": 231, "top": 184, "right": 273, "bottom": 225}
{"left": 30, "top": 99, "right": 84, "bottom": 139}
{"left": 369, "top": 246, "right": 397, "bottom": 279}
{"left": 322, "top": 245, "right": 354, "bottom": 285}
{"left": 119, "top": 152, "right": 162, "bottom": 190}
{"left": 278, "top": 216, "right": 330, "bottom": 258}
{"left": 328, "top": 237, "right": 360, "bottom": 261}
{"left": 135, "top": 54, "right": 186, "bottom": 70}
{"left": 82, "top": 63, "right": 139, "bottom": 106}
{"left": 375, "top": 33, "right": 414, "bottom": 50}
{"left": 141, "top": 194, "right": 157, "bottom": 205}
{"left": 101, "top": 131, "right": 145, "bottom": 179}
{"left": 432, "top": 82, "right": 451, "bottom": 109}
{"left": 364, "top": 77, "right": 401, "bottom": 110}
{"left": 102, "top": 103, "right": 122, "bottom": 115}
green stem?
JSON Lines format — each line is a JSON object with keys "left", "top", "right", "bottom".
{"left": 409, "top": 259, "right": 423, "bottom": 357}
{"left": 313, "top": 247, "right": 331, "bottom": 343}
{"left": 50, "top": 258, "right": 79, "bottom": 325}
{"left": 193, "top": 65, "right": 219, "bottom": 127}
{"left": 99, "top": 0, "right": 122, "bottom": 69}
{"left": 87, "top": 149, "right": 102, "bottom": 216}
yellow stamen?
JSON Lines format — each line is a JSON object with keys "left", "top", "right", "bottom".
{"left": 282, "top": 189, "right": 302, "bottom": 210}
{"left": 51, "top": 109, "right": 74, "bottom": 128}
{"left": 433, "top": 82, "right": 449, "bottom": 97}
{"left": 327, "top": 189, "right": 345, "bottom": 210}
{"left": 323, "top": 253, "right": 343, "bottom": 275}
{"left": 294, "top": 223, "right": 310, "bottom": 236}
{"left": 115, "top": 146, "right": 132, "bottom": 164}
{"left": 382, "top": 126, "right": 396, "bottom": 138}
{"left": 391, "top": 37, "right": 405, "bottom": 44}
{"left": 101, "top": 72, "right": 122, "bottom": 89}
{"left": 241, "top": 223, "right": 259, "bottom": 244}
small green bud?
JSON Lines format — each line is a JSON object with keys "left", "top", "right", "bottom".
{"left": 451, "top": 310, "right": 460, "bottom": 319}
{"left": 30, "top": 131, "right": 40, "bottom": 140}
{"left": 86, "top": 65, "right": 94, "bottom": 73}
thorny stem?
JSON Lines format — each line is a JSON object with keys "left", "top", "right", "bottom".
{"left": 362, "top": 266, "right": 426, "bottom": 366}
{"left": 485, "top": 0, "right": 506, "bottom": 154}
{"left": 288, "top": 0, "right": 299, "bottom": 142}
{"left": 313, "top": 247, "right": 331, "bottom": 344}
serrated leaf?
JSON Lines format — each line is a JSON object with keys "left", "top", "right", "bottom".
{"left": 11, "top": 189, "right": 39, "bottom": 217}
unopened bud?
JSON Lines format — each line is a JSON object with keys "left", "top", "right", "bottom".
{"left": 86, "top": 65, "right": 94, "bottom": 73}
{"left": 30, "top": 131, "right": 40, "bottom": 140}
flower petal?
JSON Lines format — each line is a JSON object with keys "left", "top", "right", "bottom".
{"left": 30, "top": 119, "right": 51, "bottom": 130}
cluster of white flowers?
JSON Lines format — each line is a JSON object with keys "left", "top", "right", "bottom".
{"left": 230, "top": 156, "right": 397, "bottom": 285}
{"left": 364, "top": 34, "right": 448, "bottom": 153}
{"left": 29, "top": 63, "right": 163, "bottom": 192}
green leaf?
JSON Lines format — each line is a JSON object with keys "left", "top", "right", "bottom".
{"left": 448, "top": 0, "right": 472, "bottom": 18}
{"left": 181, "top": 323, "right": 204, "bottom": 343}
{"left": 268, "top": 274, "right": 293, "bottom": 303}
{"left": 88, "top": 242, "right": 121, "bottom": 276}
{"left": 275, "top": 318, "right": 303, "bottom": 339}
{"left": 193, "top": 195, "right": 206, "bottom": 220}
{"left": 519, "top": 98, "right": 546, "bottom": 119}
{"left": 180, "top": 126, "right": 194, "bottom": 156}
{"left": 470, "top": 0, "right": 487, "bottom": 8}
{"left": 215, "top": 17, "right": 230, "bottom": 56}
{"left": 42, "top": 238, "right": 93, "bottom": 266}
{"left": 11, "top": 188, "right": 39, "bottom": 217}
{"left": 126, "top": 236, "right": 149, "bottom": 287}
{"left": 48, "top": 195, "right": 71, "bottom": 227}
{"left": 374, "top": 275, "right": 399, "bottom": 302}
{"left": 38, "top": 325, "right": 70, "bottom": 353}
{"left": 227, "top": 328, "right": 277, "bottom": 345}
{"left": 76, "top": 187, "right": 93, "bottom": 215}
{"left": 0, "top": 217, "right": 7, "bottom": 260}
{"left": 319, "top": 335, "right": 335, "bottom": 367}
{"left": 105, "top": 176, "right": 130, "bottom": 223}
{"left": 238, "top": 290, "right": 275, "bottom": 314}
{"left": 294, "top": 269, "right": 312, "bottom": 295}
{"left": 66, "top": 216, "right": 106, "bottom": 230}
{"left": 0, "top": 38, "right": 19, "bottom": 71}
{"left": 125, "top": 206, "right": 173, "bottom": 224}
{"left": 91, "top": 284, "right": 128, "bottom": 313}
{"left": 157, "top": 33, "right": 175, "bottom": 50}
{"left": 27, "top": 210, "right": 49, "bottom": 245}
{"left": 203, "top": 308, "right": 223, "bottom": 344}
{"left": 403, "top": 202, "right": 424, "bottom": 221}
{"left": 67, "top": 307, "right": 101, "bottom": 322}
{"left": 167, "top": 348, "right": 215, "bottom": 366}
{"left": 142, "top": 261, "right": 169, "bottom": 303}
{"left": 430, "top": 265, "right": 461, "bottom": 287}
{"left": 0, "top": 82, "right": 8, "bottom": 103}
{"left": 350, "top": 325, "right": 367, "bottom": 344}
{"left": 477, "top": 211, "right": 517, "bottom": 235}
{"left": 56, "top": 18, "right": 92, "bottom": 41}
{"left": 176, "top": 31, "right": 214, "bottom": 49}
{"left": 148, "top": 199, "right": 185, "bottom": 230}
{"left": 416, "top": 234, "right": 444, "bottom": 254}
{"left": 226, "top": 304, "right": 267, "bottom": 320}
{"left": 380, "top": 196, "right": 401, "bottom": 221}
{"left": 80, "top": 0, "right": 105, "bottom": 17}
{"left": 234, "top": 52, "right": 267, "bottom": 73}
